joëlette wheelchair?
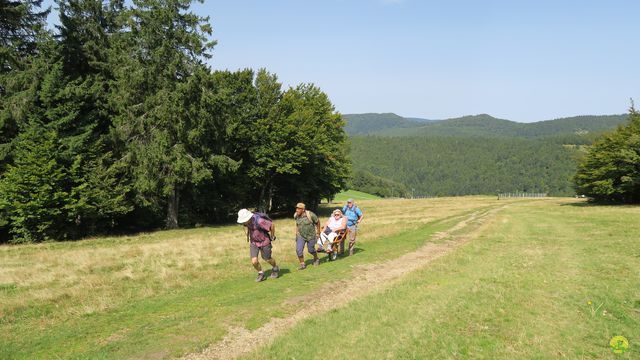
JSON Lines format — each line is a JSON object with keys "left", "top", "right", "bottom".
{"left": 317, "top": 228, "right": 349, "bottom": 261}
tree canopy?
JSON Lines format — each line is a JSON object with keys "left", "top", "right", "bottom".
{"left": 0, "top": 0, "right": 349, "bottom": 243}
{"left": 574, "top": 106, "right": 640, "bottom": 203}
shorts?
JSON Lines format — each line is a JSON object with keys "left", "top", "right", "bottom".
{"left": 250, "top": 243, "right": 272, "bottom": 260}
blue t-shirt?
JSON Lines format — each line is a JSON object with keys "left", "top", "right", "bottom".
{"left": 342, "top": 205, "right": 362, "bottom": 227}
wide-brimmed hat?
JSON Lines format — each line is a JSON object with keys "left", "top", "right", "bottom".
{"left": 237, "top": 208, "right": 253, "bottom": 224}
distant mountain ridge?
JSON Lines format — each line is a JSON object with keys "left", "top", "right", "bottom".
{"left": 344, "top": 111, "right": 632, "bottom": 198}
{"left": 342, "top": 113, "right": 425, "bottom": 135}
{"left": 343, "top": 113, "right": 628, "bottom": 138}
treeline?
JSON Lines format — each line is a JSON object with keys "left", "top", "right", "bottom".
{"left": 347, "top": 169, "right": 409, "bottom": 198}
{"left": 350, "top": 136, "right": 581, "bottom": 197}
{"left": 0, "top": 0, "right": 349, "bottom": 243}
{"left": 390, "top": 114, "right": 628, "bottom": 138}
{"left": 344, "top": 113, "right": 628, "bottom": 137}
{"left": 343, "top": 113, "right": 426, "bottom": 135}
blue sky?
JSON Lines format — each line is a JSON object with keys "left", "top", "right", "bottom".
{"left": 44, "top": 0, "right": 640, "bottom": 122}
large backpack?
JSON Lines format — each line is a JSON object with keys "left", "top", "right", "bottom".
{"left": 342, "top": 205, "right": 361, "bottom": 224}
{"left": 342, "top": 205, "right": 360, "bottom": 216}
{"left": 251, "top": 212, "right": 275, "bottom": 241}
{"left": 254, "top": 212, "right": 272, "bottom": 222}
{"left": 293, "top": 210, "right": 317, "bottom": 224}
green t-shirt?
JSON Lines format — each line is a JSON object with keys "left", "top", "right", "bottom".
{"left": 295, "top": 211, "right": 318, "bottom": 241}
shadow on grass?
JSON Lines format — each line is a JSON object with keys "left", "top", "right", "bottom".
{"left": 267, "top": 267, "right": 291, "bottom": 278}
{"left": 560, "top": 201, "right": 640, "bottom": 208}
{"left": 317, "top": 247, "right": 366, "bottom": 263}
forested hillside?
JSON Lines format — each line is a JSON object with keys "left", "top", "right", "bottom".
{"left": 345, "top": 113, "right": 628, "bottom": 197}
{"left": 345, "top": 113, "right": 628, "bottom": 137}
{"left": 349, "top": 136, "right": 582, "bottom": 196}
{"left": 343, "top": 113, "right": 429, "bottom": 134}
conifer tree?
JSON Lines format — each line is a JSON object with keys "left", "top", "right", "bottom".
{"left": 0, "top": 124, "right": 69, "bottom": 242}
{"left": 110, "top": 0, "right": 219, "bottom": 228}
{"left": 0, "top": 0, "right": 49, "bottom": 74}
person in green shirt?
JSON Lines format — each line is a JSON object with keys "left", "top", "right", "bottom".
{"left": 293, "top": 202, "right": 320, "bottom": 270}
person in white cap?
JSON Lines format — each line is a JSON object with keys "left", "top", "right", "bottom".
{"left": 237, "top": 208, "right": 279, "bottom": 282}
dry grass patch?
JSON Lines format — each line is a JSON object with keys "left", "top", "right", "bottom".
{"left": 0, "top": 197, "right": 507, "bottom": 321}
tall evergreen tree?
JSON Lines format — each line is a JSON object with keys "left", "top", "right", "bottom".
{"left": 48, "top": 0, "right": 132, "bottom": 235}
{"left": 0, "top": 35, "right": 56, "bottom": 241}
{"left": 0, "top": 0, "right": 49, "bottom": 74}
{"left": 1, "top": 0, "right": 50, "bottom": 169}
{"left": 0, "top": 124, "right": 69, "bottom": 242}
{"left": 110, "top": 0, "right": 221, "bottom": 228}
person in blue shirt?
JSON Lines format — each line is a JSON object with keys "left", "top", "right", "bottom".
{"left": 341, "top": 198, "right": 364, "bottom": 256}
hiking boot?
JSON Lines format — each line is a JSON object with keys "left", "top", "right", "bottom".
{"left": 298, "top": 263, "right": 306, "bottom": 270}
{"left": 313, "top": 259, "right": 320, "bottom": 267}
{"left": 270, "top": 267, "right": 279, "bottom": 279}
{"left": 255, "top": 272, "right": 266, "bottom": 282}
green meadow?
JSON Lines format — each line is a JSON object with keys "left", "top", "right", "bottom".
{"left": 1, "top": 197, "right": 638, "bottom": 359}
{"left": 333, "top": 190, "right": 382, "bottom": 201}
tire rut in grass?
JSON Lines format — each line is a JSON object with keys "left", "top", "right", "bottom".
{"left": 183, "top": 204, "right": 508, "bottom": 360}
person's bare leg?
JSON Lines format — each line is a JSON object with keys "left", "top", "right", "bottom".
{"left": 251, "top": 257, "right": 262, "bottom": 272}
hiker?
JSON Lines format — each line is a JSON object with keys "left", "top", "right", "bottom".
{"left": 237, "top": 209, "right": 279, "bottom": 282}
{"left": 293, "top": 202, "right": 321, "bottom": 269}
{"left": 342, "top": 198, "right": 364, "bottom": 256}
{"left": 317, "top": 209, "right": 347, "bottom": 253}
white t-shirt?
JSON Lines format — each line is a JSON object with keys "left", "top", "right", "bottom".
{"left": 328, "top": 216, "right": 344, "bottom": 231}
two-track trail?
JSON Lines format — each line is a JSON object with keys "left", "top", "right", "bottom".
{"left": 184, "top": 204, "right": 509, "bottom": 360}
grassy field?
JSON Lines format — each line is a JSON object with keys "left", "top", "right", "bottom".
{"left": 1, "top": 197, "right": 638, "bottom": 359}
{"left": 0, "top": 197, "right": 494, "bottom": 359}
{"left": 333, "top": 190, "right": 381, "bottom": 201}
{"left": 247, "top": 200, "right": 640, "bottom": 359}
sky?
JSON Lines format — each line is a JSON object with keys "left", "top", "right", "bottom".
{"left": 44, "top": 0, "right": 640, "bottom": 122}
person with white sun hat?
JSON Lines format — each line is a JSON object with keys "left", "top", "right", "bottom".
{"left": 237, "top": 208, "right": 279, "bottom": 282}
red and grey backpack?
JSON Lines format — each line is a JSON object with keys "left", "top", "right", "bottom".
{"left": 253, "top": 212, "right": 275, "bottom": 241}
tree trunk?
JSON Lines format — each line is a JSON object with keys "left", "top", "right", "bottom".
{"left": 258, "top": 176, "right": 273, "bottom": 213}
{"left": 165, "top": 186, "right": 179, "bottom": 229}
{"left": 309, "top": 196, "right": 319, "bottom": 211}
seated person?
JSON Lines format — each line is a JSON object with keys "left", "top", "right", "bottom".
{"left": 317, "top": 209, "right": 347, "bottom": 252}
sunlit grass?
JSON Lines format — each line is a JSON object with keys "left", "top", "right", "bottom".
{"left": 248, "top": 199, "right": 640, "bottom": 359}
{"left": 333, "top": 189, "right": 381, "bottom": 201}
{"left": 0, "top": 196, "right": 502, "bottom": 359}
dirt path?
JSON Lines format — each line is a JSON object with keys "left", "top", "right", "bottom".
{"left": 183, "top": 205, "right": 506, "bottom": 360}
